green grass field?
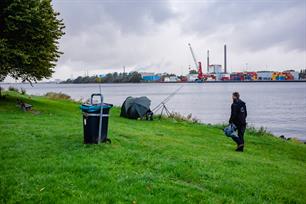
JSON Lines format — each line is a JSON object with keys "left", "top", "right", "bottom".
{"left": 0, "top": 92, "right": 305, "bottom": 203}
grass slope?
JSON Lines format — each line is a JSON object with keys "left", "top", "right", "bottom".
{"left": 0, "top": 92, "right": 305, "bottom": 204}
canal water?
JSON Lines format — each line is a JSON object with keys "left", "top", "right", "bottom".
{"left": 2, "top": 82, "right": 306, "bottom": 140}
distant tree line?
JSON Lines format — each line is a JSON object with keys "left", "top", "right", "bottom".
{"left": 62, "top": 72, "right": 142, "bottom": 83}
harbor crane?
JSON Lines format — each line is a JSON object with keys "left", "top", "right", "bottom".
{"left": 188, "top": 43, "right": 203, "bottom": 80}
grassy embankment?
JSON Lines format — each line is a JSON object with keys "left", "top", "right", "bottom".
{"left": 0, "top": 91, "right": 305, "bottom": 203}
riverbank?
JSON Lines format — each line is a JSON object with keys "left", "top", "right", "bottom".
{"left": 0, "top": 92, "right": 305, "bottom": 203}
{"left": 1, "top": 82, "right": 305, "bottom": 140}
{"left": 1, "top": 79, "right": 306, "bottom": 85}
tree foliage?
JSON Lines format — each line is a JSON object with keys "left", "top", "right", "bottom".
{"left": 62, "top": 72, "right": 143, "bottom": 84}
{"left": 189, "top": 69, "right": 198, "bottom": 74}
{"left": 0, "top": 0, "right": 65, "bottom": 83}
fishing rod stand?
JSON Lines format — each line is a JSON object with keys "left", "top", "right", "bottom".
{"left": 159, "top": 102, "right": 171, "bottom": 118}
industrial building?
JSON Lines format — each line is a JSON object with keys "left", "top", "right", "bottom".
{"left": 208, "top": 64, "right": 222, "bottom": 74}
{"left": 164, "top": 76, "right": 179, "bottom": 82}
{"left": 140, "top": 72, "right": 155, "bottom": 78}
{"left": 142, "top": 75, "right": 161, "bottom": 81}
{"left": 140, "top": 72, "right": 161, "bottom": 82}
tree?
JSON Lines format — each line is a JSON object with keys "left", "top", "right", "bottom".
{"left": 128, "top": 72, "right": 142, "bottom": 83}
{"left": 0, "top": 0, "right": 65, "bottom": 84}
{"left": 189, "top": 69, "right": 198, "bottom": 74}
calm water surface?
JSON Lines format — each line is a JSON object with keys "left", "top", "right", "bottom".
{"left": 2, "top": 82, "right": 306, "bottom": 140}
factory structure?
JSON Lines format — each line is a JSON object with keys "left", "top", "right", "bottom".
{"left": 140, "top": 44, "right": 302, "bottom": 82}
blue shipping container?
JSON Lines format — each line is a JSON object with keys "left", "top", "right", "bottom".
{"left": 142, "top": 75, "right": 161, "bottom": 81}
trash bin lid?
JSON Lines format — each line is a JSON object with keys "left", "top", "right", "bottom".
{"left": 80, "top": 103, "right": 112, "bottom": 112}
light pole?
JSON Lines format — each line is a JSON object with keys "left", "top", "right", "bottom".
{"left": 245, "top": 63, "right": 248, "bottom": 72}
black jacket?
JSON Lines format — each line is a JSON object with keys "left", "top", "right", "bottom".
{"left": 229, "top": 99, "right": 247, "bottom": 126}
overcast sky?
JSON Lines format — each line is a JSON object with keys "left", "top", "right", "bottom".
{"left": 50, "top": 0, "right": 306, "bottom": 79}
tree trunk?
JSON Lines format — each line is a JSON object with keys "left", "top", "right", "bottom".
{"left": 0, "top": 85, "right": 4, "bottom": 100}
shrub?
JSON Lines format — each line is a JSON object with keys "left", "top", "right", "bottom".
{"left": 168, "top": 112, "right": 200, "bottom": 123}
{"left": 45, "top": 92, "right": 71, "bottom": 100}
{"left": 20, "top": 88, "right": 26, "bottom": 95}
{"left": 247, "top": 126, "right": 272, "bottom": 137}
{"left": 8, "top": 86, "right": 19, "bottom": 92}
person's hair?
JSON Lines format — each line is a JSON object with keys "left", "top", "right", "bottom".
{"left": 232, "top": 92, "right": 240, "bottom": 99}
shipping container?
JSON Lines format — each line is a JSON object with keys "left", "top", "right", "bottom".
{"left": 230, "top": 72, "right": 244, "bottom": 81}
{"left": 257, "top": 71, "right": 273, "bottom": 80}
{"left": 142, "top": 75, "right": 161, "bottom": 81}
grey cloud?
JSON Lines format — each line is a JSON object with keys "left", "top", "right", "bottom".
{"left": 102, "top": 1, "right": 175, "bottom": 33}
{"left": 52, "top": 0, "right": 177, "bottom": 72}
{"left": 235, "top": 7, "right": 306, "bottom": 52}
{"left": 182, "top": 0, "right": 306, "bottom": 51}
{"left": 184, "top": 0, "right": 302, "bottom": 32}
{"left": 53, "top": 0, "right": 175, "bottom": 35}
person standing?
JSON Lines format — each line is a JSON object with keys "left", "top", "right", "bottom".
{"left": 229, "top": 92, "right": 247, "bottom": 152}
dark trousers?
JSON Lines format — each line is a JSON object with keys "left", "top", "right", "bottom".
{"left": 232, "top": 125, "right": 246, "bottom": 145}
{"left": 145, "top": 111, "right": 153, "bottom": 121}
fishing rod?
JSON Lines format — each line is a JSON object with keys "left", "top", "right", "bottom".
{"left": 98, "top": 85, "right": 103, "bottom": 143}
{"left": 152, "top": 85, "right": 184, "bottom": 113}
